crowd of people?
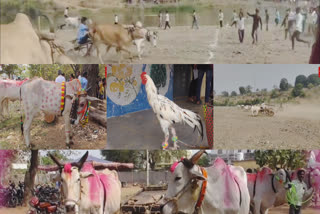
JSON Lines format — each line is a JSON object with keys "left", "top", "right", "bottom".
{"left": 218, "top": 5, "right": 319, "bottom": 50}
{"left": 54, "top": 70, "right": 106, "bottom": 100}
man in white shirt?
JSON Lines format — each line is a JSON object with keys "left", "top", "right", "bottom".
{"left": 114, "top": 14, "right": 119, "bottom": 25}
{"left": 219, "top": 9, "right": 224, "bottom": 28}
{"left": 64, "top": 7, "right": 69, "bottom": 18}
{"left": 164, "top": 11, "right": 171, "bottom": 30}
{"left": 288, "top": 169, "right": 312, "bottom": 214}
{"left": 237, "top": 12, "right": 246, "bottom": 43}
{"left": 55, "top": 70, "right": 66, "bottom": 83}
{"left": 291, "top": 7, "right": 310, "bottom": 50}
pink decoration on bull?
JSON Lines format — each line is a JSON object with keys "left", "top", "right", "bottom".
{"left": 82, "top": 163, "right": 101, "bottom": 204}
{"left": 170, "top": 161, "right": 179, "bottom": 173}
{"left": 64, "top": 163, "right": 72, "bottom": 174}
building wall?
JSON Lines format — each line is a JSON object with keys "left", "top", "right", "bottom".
{"left": 107, "top": 64, "right": 173, "bottom": 118}
{"left": 119, "top": 170, "right": 169, "bottom": 185}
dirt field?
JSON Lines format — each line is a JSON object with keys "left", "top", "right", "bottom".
{"left": 0, "top": 102, "right": 106, "bottom": 150}
{"left": 55, "top": 25, "right": 215, "bottom": 64}
{"left": 268, "top": 204, "right": 320, "bottom": 214}
{"left": 214, "top": 104, "right": 320, "bottom": 149}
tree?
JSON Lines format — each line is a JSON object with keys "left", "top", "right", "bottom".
{"left": 295, "top": 75, "right": 307, "bottom": 87}
{"left": 198, "top": 155, "right": 210, "bottom": 167}
{"left": 23, "top": 150, "right": 39, "bottom": 205}
{"left": 41, "top": 151, "right": 68, "bottom": 165}
{"left": 307, "top": 74, "right": 320, "bottom": 86}
{"left": 231, "top": 91, "right": 237, "bottom": 96}
{"left": 0, "top": 64, "right": 19, "bottom": 78}
{"left": 245, "top": 85, "right": 252, "bottom": 94}
{"left": 279, "top": 78, "right": 289, "bottom": 91}
{"left": 292, "top": 83, "right": 305, "bottom": 97}
{"left": 221, "top": 91, "right": 229, "bottom": 97}
{"left": 254, "top": 150, "right": 306, "bottom": 170}
{"left": 100, "top": 150, "right": 189, "bottom": 170}
{"left": 239, "top": 86, "right": 246, "bottom": 95}
{"left": 82, "top": 64, "right": 99, "bottom": 97}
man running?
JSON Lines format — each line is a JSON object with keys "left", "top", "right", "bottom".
{"left": 64, "top": 7, "right": 69, "bottom": 18}
{"left": 231, "top": 9, "right": 237, "bottom": 28}
{"left": 192, "top": 10, "right": 199, "bottom": 29}
{"left": 275, "top": 9, "right": 281, "bottom": 26}
{"left": 218, "top": 9, "right": 224, "bottom": 28}
{"left": 265, "top": 9, "right": 269, "bottom": 31}
{"left": 164, "top": 11, "right": 171, "bottom": 29}
{"left": 114, "top": 14, "right": 119, "bottom": 25}
{"left": 158, "top": 11, "right": 163, "bottom": 28}
{"left": 292, "top": 7, "right": 310, "bottom": 50}
{"left": 237, "top": 12, "right": 246, "bottom": 43}
{"left": 247, "top": 9, "right": 262, "bottom": 44}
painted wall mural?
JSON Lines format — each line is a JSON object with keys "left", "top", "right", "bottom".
{"left": 107, "top": 64, "right": 173, "bottom": 118}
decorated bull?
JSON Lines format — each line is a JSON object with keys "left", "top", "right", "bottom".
{"left": 0, "top": 79, "right": 29, "bottom": 118}
{"left": 161, "top": 150, "right": 250, "bottom": 214}
{"left": 20, "top": 78, "right": 99, "bottom": 148}
{"left": 247, "top": 167, "right": 291, "bottom": 214}
{"left": 49, "top": 151, "right": 121, "bottom": 214}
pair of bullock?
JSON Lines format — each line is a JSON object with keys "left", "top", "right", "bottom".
{"left": 49, "top": 151, "right": 320, "bottom": 214}
{"left": 0, "top": 78, "right": 99, "bottom": 148}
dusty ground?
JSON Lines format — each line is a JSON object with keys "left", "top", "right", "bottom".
{"left": 107, "top": 99, "right": 210, "bottom": 150}
{"left": 214, "top": 103, "right": 320, "bottom": 149}
{"left": 0, "top": 102, "right": 106, "bottom": 150}
{"left": 55, "top": 25, "right": 215, "bottom": 64}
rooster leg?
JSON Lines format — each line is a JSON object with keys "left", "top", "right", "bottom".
{"left": 170, "top": 127, "right": 179, "bottom": 150}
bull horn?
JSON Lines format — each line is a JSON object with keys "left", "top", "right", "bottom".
{"left": 74, "top": 151, "right": 89, "bottom": 170}
{"left": 190, "top": 150, "right": 206, "bottom": 164}
{"left": 49, "top": 153, "right": 63, "bottom": 169}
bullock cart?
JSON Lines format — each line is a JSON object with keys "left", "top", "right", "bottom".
{"left": 259, "top": 106, "right": 275, "bottom": 117}
{"left": 121, "top": 185, "right": 167, "bottom": 214}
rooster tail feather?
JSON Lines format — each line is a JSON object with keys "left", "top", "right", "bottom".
{"left": 182, "top": 109, "right": 203, "bottom": 140}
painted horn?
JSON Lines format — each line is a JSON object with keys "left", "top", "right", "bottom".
{"left": 190, "top": 150, "right": 206, "bottom": 164}
{"left": 74, "top": 151, "right": 89, "bottom": 170}
{"left": 49, "top": 153, "right": 63, "bottom": 168}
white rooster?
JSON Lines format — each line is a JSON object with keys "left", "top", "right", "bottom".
{"left": 141, "top": 72, "right": 203, "bottom": 149}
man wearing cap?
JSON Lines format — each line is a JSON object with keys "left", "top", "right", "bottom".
{"left": 55, "top": 70, "right": 66, "bottom": 83}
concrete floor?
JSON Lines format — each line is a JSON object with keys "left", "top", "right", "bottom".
{"left": 107, "top": 99, "right": 209, "bottom": 150}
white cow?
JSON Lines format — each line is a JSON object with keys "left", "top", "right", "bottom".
{"left": 20, "top": 78, "right": 99, "bottom": 148}
{"left": 251, "top": 105, "right": 260, "bottom": 116}
{"left": 161, "top": 151, "right": 250, "bottom": 214}
{"left": 60, "top": 16, "right": 80, "bottom": 29}
{"left": 247, "top": 167, "right": 291, "bottom": 214}
{"left": 50, "top": 152, "right": 121, "bottom": 214}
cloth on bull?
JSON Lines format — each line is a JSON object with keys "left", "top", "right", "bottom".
{"left": 77, "top": 23, "right": 89, "bottom": 44}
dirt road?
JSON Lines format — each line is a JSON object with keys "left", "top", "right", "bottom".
{"left": 214, "top": 104, "right": 320, "bottom": 149}
{"left": 55, "top": 26, "right": 215, "bottom": 64}
{"left": 268, "top": 204, "right": 320, "bottom": 214}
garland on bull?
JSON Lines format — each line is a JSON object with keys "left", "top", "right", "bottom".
{"left": 60, "top": 81, "right": 66, "bottom": 114}
{"left": 79, "top": 100, "right": 91, "bottom": 127}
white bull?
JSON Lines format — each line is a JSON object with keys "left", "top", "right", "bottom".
{"left": 251, "top": 105, "right": 260, "bottom": 117}
{"left": 60, "top": 16, "right": 81, "bottom": 29}
{"left": 20, "top": 78, "right": 99, "bottom": 148}
{"left": 247, "top": 167, "right": 291, "bottom": 214}
{"left": 50, "top": 151, "right": 121, "bottom": 214}
{"left": 161, "top": 151, "right": 250, "bottom": 214}
{"left": 0, "top": 79, "right": 28, "bottom": 118}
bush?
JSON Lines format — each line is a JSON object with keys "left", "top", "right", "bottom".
{"left": 292, "top": 83, "right": 304, "bottom": 97}
{"left": 270, "top": 89, "right": 280, "bottom": 98}
{"left": 295, "top": 75, "right": 307, "bottom": 87}
{"left": 307, "top": 83, "right": 314, "bottom": 89}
